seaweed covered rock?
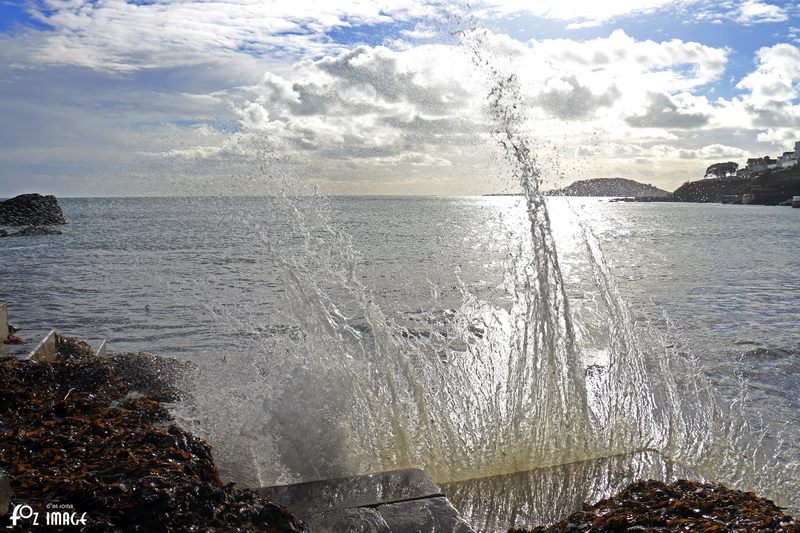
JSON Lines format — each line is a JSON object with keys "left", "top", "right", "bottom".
{"left": 108, "top": 352, "right": 194, "bottom": 403}
{"left": 511, "top": 479, "right": 798, "bottom": 532}
{"left": 0, "top": 194, "right": 66, "bottom": 226}
{"left": 0, "top": 338, "right": 306, "bottom": 532}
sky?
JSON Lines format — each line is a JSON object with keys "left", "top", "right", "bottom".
{"left": 0, "top": 0, "right": 798, "bottom": 196}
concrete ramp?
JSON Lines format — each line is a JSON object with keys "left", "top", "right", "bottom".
{"left": 0, "top": 302, "right": 107, "bottom": 360}
{"left": 261, "top": 468, "right": 474, "bottom": 532}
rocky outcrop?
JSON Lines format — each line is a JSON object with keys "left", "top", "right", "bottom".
{"left": 0, "top": 193, "right": 66, "bottom": 226}
{"left": 672, "top": 167, "right": 800, "bottom": 205}
{"left": 672, "top": 177, "right": 751, "bottom": 203}
{"left": 551, "top": 178, "right": 670, "bottom": 198}
{"left": 748, "top": 167, "right": 800, "bottom": 204}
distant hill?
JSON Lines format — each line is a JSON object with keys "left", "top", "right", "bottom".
{"left": 550, "top": 178, "right": 670, "bottom": 198}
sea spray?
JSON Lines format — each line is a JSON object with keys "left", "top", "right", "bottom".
{"left": 165, "top": 21, "right": 800, "bottom": 523}
{"left": 461, "top": 20, "right": 800, "bottom": 507}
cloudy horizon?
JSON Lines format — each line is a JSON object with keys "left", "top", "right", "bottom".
{"left": 1, "top": 0, "right": 798, "bottom": 197}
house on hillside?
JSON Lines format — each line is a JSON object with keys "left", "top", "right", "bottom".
{"left": 743, "top": 156, "right": 778, "bottom": 175}
{"left": 726, "top": 142, "right": 799, "bottom": 178}
{"left": 777, "top": 151, "right": 797, "bottom": 169}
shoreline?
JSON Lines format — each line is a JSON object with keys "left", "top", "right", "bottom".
{"left": 1, "top": 327, "right": 797, "bottom": 531}
{"left": 0, "top": 333, "right": 306, "bottom": 531}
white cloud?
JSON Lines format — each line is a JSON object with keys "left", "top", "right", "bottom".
{"left": 737, "top": 43, "right": 800, "bottom": 105}
{"left": 697, "top": 0, "right": 789, "bottom": 25}
{"left": 2, "top": 0, "right": 798, "bottom": 194}
{"left": 565, "top": 20, "right": 604, "bottom": 30}
{"left": 625, "top": 92, "right": 710, "bottom": 129}
{"left": 737, "top": 1, "right": 788, "bottom": 24}
{"left": 22, "top": 0, "right": 443, "bottom": 71}
{"left": 525, "top": 30, "right": 728, "bottom": 92}
{"left": 401, "top": 24, "right": 438, "bottom": 40}
{"left": 476, "top": 0, "right": 701, "bottom": 27}
{"left": 756, "top": 127, "right": 800, "bottom": 147}
{"left": 737, "top": 43, "right": 800, "bottom": 128}
{"left": 576, "top": 142, "right": 748, "bottom": 160}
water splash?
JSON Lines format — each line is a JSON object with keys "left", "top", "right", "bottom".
{"left": 169, "top": 20, "right": 800, "bottom": 526}
{"left": 461, "top": 21, "right": 800, "bottom": 507}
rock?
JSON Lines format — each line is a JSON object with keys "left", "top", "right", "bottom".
{"left": 2, "top": 334, "right": 24, "bottom": 345}
{"left": 512, "top": 479, "right": 799, "bottom": 532}
{"left": 0, "top": 193, "right": 66, "bottom": 226}
{"left": 54, "top": 333, "right": 95, "bottom": 359}
{"left": 108, "top": 352, "right": 195, "bottom": 403}
{"left": 672, "top": 177, "right": 751, "bottom": 203}
{"left": 0, "top": 469, "right": 10, "bottom": 517}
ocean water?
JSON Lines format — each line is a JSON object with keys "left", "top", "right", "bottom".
{"left": 3, "top": 197, "right": 797, "bottom": 378}
{"left": 2, "top": 196, "right": 799, "bottom": 525}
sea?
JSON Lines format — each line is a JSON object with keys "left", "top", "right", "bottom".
{"left": 1, "top": 196, "right": 799, "bottom": 528}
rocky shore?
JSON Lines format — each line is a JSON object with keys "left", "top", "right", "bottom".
{"left": 659, "top": 167, "right": 799, "bottom": 205}
{"left": 0, "top": 335, "right": 306, "bottom": 531}
{"left": 511, "top": 479, "right": 798, "bottom": 532}
{"left": 1, "top": 331, "right": 797, "bottom": 531}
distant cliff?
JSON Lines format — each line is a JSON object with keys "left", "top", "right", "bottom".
{"left": 673, "top": 167, "right": 800, "bottom": 205}
{"left": 672, "top": 177, "right": 751, "bottom": 203}
{"left": 550, "top": 178, "right": 670, "bottom": 198}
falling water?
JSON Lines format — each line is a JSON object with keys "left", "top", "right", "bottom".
{"left": 169, "top": 20, "right": 800, "bottom": 528}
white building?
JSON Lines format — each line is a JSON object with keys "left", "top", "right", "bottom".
{"left": 738, "top": 141, "right": 798, "bottom": 176}
{"left": 746, "top": 156, "right": 778, "bottom": 173}
{"left": 777, "top": 151, "right": 797, "bottom": 169}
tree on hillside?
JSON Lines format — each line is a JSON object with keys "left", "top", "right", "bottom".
{"left": 704, "top": 162, "right": 739, "bottom": 179}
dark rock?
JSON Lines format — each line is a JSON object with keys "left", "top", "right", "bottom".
{"left": 0, "top": 469, "right": 9, "bottom": 517}
{"left": 2, "top": 335, "right": 24, "bottom": 345}
{"left": 108, "top": 352, "right": 195, "bottom": 403}
{"left": 672, "top": 177, "right": 751, "bottom": 203}
{"left": 54, "top": 332, "right": 95, "bottom": 359}
{"left": 512, "top": 479, "right": 798, "bottom": 532}
{"left": 0, "top": 193, "right": 66, "bottom": 226}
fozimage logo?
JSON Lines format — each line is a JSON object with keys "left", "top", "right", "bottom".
{"left": 7, "top": 503, "right": 87, "bottom": 528}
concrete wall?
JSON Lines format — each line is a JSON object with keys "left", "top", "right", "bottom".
{"left": 29, "top": 330, "right": 57, "bottom": 362}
